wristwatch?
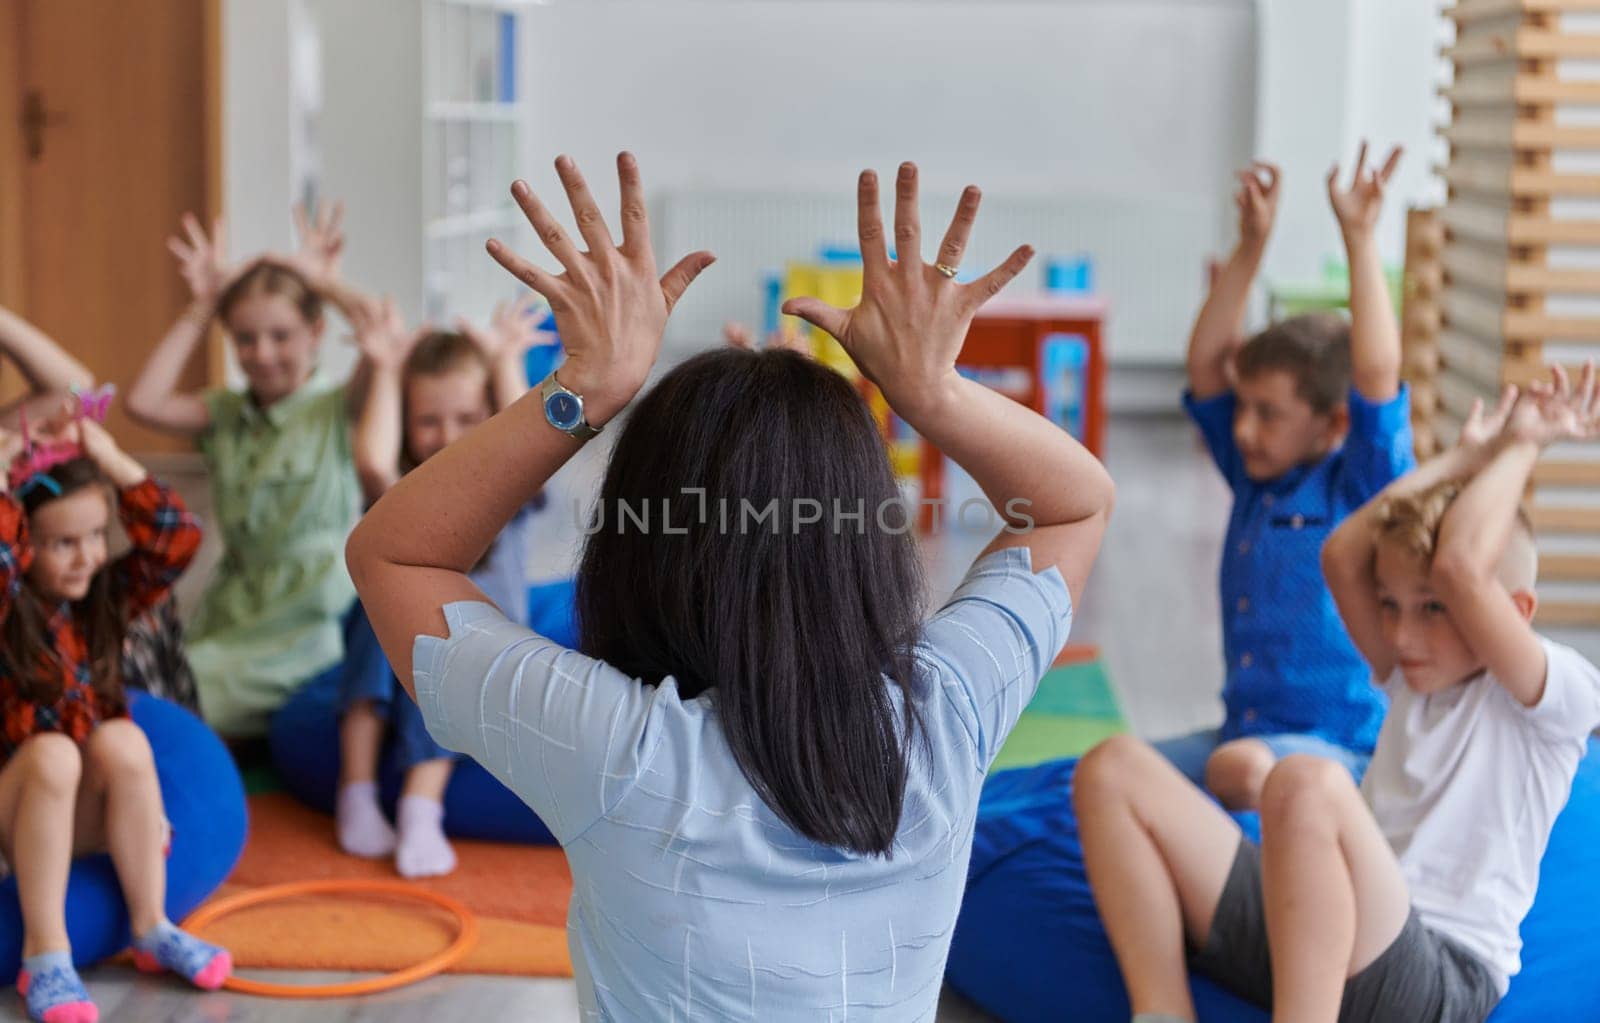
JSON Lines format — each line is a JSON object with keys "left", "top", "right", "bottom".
{"left": 539, "top": 372, "right": 602, "bottom": 441}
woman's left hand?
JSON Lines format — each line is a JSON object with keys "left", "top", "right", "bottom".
{"left": 486, "top": 153, "right": 714, "bottom": 425}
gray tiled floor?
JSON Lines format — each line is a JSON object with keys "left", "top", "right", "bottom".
{"left": 7, "top": 415, "right": 1228, "bottom": 1022}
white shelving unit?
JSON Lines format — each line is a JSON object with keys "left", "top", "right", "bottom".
{"left": 420, "top": 0, "right": 539, "bottom": 321}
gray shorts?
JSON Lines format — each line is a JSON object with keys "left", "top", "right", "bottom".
{"left": 1190, "top": 840, "right": 1501, "bottom": 1023}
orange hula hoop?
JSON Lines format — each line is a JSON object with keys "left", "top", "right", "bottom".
{"left": 181, "top": 878, "right": 480, "bottom": 998}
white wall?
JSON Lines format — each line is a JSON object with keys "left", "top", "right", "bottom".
{"left": 1253, "top": 0, "right": 1445, "bottom": 293}
{"left": 517, "top": 1, "right": 1255, "bottom": 302}
{"left": 309, "top": 0, "right": 424, "bottom": 378}
{"left": 223, "top": 0, "right": 297, "bottom": 262}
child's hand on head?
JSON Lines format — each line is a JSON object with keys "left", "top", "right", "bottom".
{"left": 75, "top": 418, "right": 123, "bottom": 468}
{"left": 1459, "top": 384, "right": 1519, "bottom": 455}
{"left": 1234, "top": 161, "right": 1281, "bottom": 250}
{"left": 723, "top": 321, "right": 812, "bottom": 357}
{"left": 349, "top": 296, "right": 414, "bottom": 372}
{"left": 460, "top": 294, "right": 546, "bottom": 364}
{"left": 1508, "top": 361, "right": 1600, "bottom": 449}
{"left": 1327, "top": 141, "right": 1402, "bottom": 238}
{"left": 166, "top": 213, "right": 231, "bottom": 304}
{"left": 293, "top": 198, "right": 346, "bottom": 283}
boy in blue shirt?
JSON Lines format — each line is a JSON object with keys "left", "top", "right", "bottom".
{"left": 1156, "top": 144, "right": 1414, "bottom": 810}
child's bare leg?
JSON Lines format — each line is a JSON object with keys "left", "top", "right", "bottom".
{"left": 336, "top": 701, "right": 396, "bottom": 858}
{"left": 400, "top": 756, "right": 452, "bottom": 802}
{"left": 339, "top": 700, "right": 385, "bottom": 786}
{"left": 1259, "top": 755, "right": 1411, "bottom": 1023}
{"left": 396, "top": 758, "right": 456, "bottom": 879}
{"left": 0, "top": 735, "right": 82, "bottom": 957}
{"left": 1074, "top": 735, "right": 1244, "bottom": 1020}
{"left": 78, "top": 720, "right": 166, "bottom": 936}
{"left": 1204, "top": 738, "right": 1275, "bottom": 811}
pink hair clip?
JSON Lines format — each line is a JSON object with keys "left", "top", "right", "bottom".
{"left": 6, "top": 386, "right": 114, "bottom": 496}
{"left": 75, "top": 384, "right": 115, "bottom": 423}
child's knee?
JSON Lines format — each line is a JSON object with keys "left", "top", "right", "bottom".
{"left": 1075, "top": 734, "right": 1160, "bottom": 807}
{"left": 1260, "top": 754, "right": 1352, "bottom": 824}
{"left": 1204, "top": 740, "right": 1274, "bottom": 796}
{"left": 83, "top": 720, "right": 154, "bottom": 775}
{"left": 16, "top": 734, "right": 82, "bottom": 792}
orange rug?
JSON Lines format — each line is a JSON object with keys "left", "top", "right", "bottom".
{"left": 185, "top": 793, "right": 574, "bottom": 977}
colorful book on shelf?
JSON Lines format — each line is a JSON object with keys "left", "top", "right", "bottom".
{"left": 498, "top": 12, "right": 517, "bottom": 103}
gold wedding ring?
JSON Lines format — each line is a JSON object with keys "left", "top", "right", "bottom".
{"left": 935, "top": 263, "right": 959, "bottom": 279}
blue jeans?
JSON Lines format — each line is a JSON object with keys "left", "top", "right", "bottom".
{"left": 336, "top": 601, "right": 452, "bottom": 774}
{"left": 1153, "top": 728, "right": 1370, "bottom": 787}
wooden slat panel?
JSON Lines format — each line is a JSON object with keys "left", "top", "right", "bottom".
{"left": 1540, "top": 553, "right": 1600, "bottom": 580}
{"left": 1447, "top": 0, "right": 1600, "bottom": 23}
{"left": 1503, "top": 312, "right": 1600, "bottom": 340}
{"left": 1440, "top": 329, "right": 1510, "bottom": 389}
{"left": 1443, "top": 77, "right": 1600, "bottom": 105}
{"left": 1535, "top": 600, "right": 1600, "bottom": 627}
{"left": 1531, "top": 505, "right": 1600, "bottom": 531}
{"left": 1443, "top": 246, "right": 1508, "bottom": 293}
{"left": 1516, "top": 220, "right": 1600, "bottom": 244}
{"left": 1445, "top": 29, "right": 1600, "bottom": 62}
{"left": 1443, "top": 122, "right": 1600, "bottom": 150}
{"left": 1535, "top": 460, "right": 1600, "bottom": 486}
{"left": 1437, "top": 367, "right": 1495, "bottom": 421}
{"left": 1441, "top": 204, "right": 1508, "bottom": 245}
{"left": 1440, "top": 163, "right": 1600, "bottom": 198}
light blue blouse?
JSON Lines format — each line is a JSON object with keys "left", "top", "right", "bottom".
{"left": 413, "top": 547, "right": 1072, "bottom": 1021}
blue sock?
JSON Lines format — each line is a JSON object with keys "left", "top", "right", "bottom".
{"left": 130, "top": 920, "right": 231, "bottom": 990}
{"left": 17, "top": 950, "right": 96, "bottom": 1023}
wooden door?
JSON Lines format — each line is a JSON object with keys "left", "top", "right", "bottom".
{"left": 0, "top": 0, "right": 220, "bottom": 453}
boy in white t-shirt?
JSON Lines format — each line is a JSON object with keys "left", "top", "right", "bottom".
{"left": 1074, "top": 365, "right": 1600, "bottom": 1023}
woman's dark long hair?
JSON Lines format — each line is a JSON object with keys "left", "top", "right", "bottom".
{"left": 575, "top": 348, "right": 928, "bottom": 857}
{"left": 3, "top": 458, "right": 127, "bottom": 717}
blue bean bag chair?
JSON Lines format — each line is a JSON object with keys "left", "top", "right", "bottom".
{"left": 268, "top": 579, "right": 578, "bottom": 847}
{"left": 946, "top": 740, "right": 1600, "bottom": 1022}
{"left": 0, "top": 693, "right": 247, "bottom": 983}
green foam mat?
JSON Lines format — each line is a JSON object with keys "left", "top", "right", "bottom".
{"left": 991, "top": 659, "right": 1127, "bottom": 771}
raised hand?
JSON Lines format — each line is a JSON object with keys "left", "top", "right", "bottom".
{"left": 780, "top": 162, "right": 1033, "bottom": 412}
{"left": 485, "top": 153, "right": 715, "bottom": 424}
{"left": 348, "top": 295, "right": 416, "bottom": 373}
{"left": 1327, "top": 141, "right": 1402, "bottom": 238}
{"left": 460, "top": 293, "right": 547, "bottom": 364}
{"left": 76, "top": 419, "right": 147, "bottom": 488}
{"left": 722, "top": 321, "right": 811, "bottom": 357}
{"left": 1235, "top": 161, "right": 1281, "bottom": 251}
{"left": 1458, "top": 384, "right": 1519, "bottom": 454}
{"left": 293, "top": 198, "right": 346, "bottom": 282}
{"left": 1508, "top": 362, "right": 1600, "bottom": 448}
{"left": 166, "top": 213, "right": 231, "bottom": 304}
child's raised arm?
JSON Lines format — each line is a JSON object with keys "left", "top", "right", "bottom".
{"left": 1432, "top": 366, "right": 1600, "bottom": 705}
{"left": 74, "top": 419, "right": 203, "bottom": 621}
{"left": 347, "top": 296, "right": 417, "bottom": 504}
{"left": 459, "top": 294, "right": 544, "bottom": 410}
{"left": 127, "top": 214, "right": 231, "bottom": 437}
{"left": 1328, "top": 142, "right": 1403, "bottom": 402}
{"left": 0, "top": 305, "right": 93, "bottom": 398}
{"left": 1322, "top": 386, "right": 1518, "bottom": 681}
{"left": 1186, "top": 161, "right": 1280, "bottom": 400}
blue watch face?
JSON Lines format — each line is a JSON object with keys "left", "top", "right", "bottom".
{"left": 545, "top": 391, "right": 583, "bottom": 431}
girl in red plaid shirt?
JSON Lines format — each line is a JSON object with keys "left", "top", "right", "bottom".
{"left": 0, "top": 414, "right": 229, "bottom": 1023}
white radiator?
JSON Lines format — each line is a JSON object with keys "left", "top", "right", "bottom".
{"left": 652, "top": 189, "right": 1225, "bottom": 367}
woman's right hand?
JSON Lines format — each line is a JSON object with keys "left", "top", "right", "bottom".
{"left": 486, "top": 153, "right": 715, "bottom": 426}
{"left": 166, "top": 213, "right": 231, "bottom": 305}
{"left": 781, "top": 163, "right": 1033, "bottom": 418}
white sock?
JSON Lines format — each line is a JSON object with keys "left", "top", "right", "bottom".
{"left": 395, "top": 796, "right": 457, "bottom": 879}
{"left": 336, "top": 781, "right": 396, "bottom": 858}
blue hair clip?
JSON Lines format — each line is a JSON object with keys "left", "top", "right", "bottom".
{"left": 14, "top": 474, "right": 63, "bottom": 499}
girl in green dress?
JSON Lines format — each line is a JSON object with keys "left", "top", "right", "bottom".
{"left": 128, "top": 206, "right": 373, "bottom": 739}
